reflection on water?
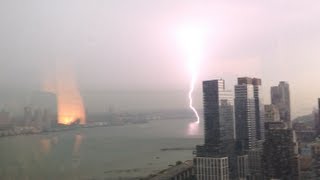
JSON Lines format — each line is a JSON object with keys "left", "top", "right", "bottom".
{"left": 73, "top": 134, "right": 83, "bottom": 155}
{"left": 39, "top": 134, "right": 84, "bottom": 160}
{"left": 52, "top": 136, "right": 59, "bottom": 145}
{"left": 72, "top": 134, "right": 83, "bottom": 169}
{"left": 39, "top": 134, "right": 84, "bottom": 173}
{"left": 40, "top": 138, "right": 51, "bottom": 155}
{"left": 0, "top": 119, "right": 202, "bottom": 179}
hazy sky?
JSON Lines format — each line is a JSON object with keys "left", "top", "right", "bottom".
{"left": 1, "top": 0, "right": 320, "bottom": 116}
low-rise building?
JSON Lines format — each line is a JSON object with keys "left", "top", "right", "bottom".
{"left": 147, "top": 160, "right": 194, "bottom": 180}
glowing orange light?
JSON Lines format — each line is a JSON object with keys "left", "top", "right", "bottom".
{"left": 57, "top": 89, "right": 86, "bottom": 125}
{"left": 43, "top": 62, "right": 86, "bottom": 125}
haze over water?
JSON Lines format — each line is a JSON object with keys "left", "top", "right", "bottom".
{"left": 0, "top": 118, "right": 203, "bottom": 179}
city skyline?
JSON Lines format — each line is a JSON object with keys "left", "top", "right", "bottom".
{"left": 0, "top": 78, "right": 311, "bottom": 119}
{"left": 1, "top": 1, "right": 320, "bottom": 179}
{"left": 195, "top": 77, "right": 301, "bottom": 179}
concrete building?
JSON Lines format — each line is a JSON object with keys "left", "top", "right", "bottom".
{"left": 237, "top": 154, "right": 249, "bottom": 180}
{"left": 264, "top": 104, "right": 280, "bottom": 122}
{"left": 235, "top": 77, "right": 257, "bottom": 151}
{"left": 195, "top": 157, "right": 229, "bottom": 180}
{"left": 248, "top": 149, "right": 263, "bottom": 180}
{"left": 271, "top": 81, "right": 291, "bottom": 128}
{"left": 148, "top": 160, "right": 194, "bottom": 180}
{"left": 263, "top": 121, "right": 300, "bottom": 180}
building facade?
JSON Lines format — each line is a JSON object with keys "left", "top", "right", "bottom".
{"left": 263, "top": 121, "right": 300, "bottom": 180}
{"left": 195, "top": 79, "right": 236, "bottom": 179}
{"left": 315, "top": 98, "right": 320, "bottom": 136}
{"left": 252, "top": 78, "right": 265, "bottom": 141}
{"left": 248, "top": 149, "right": 263, "bottom": 180}
{"left": 237, "top": 154, "right": 249, "bottom": 180}
{"left": 311, "top": 139, "right": 320, "bottom": 178}
{"left": 202, "top": 79, "right": 235, "bottom": 145}
{"left": 235, "top": 77, "right": 257, "bottom": 151}
{"left": 264, "top": 104, "right": 280, "bottom": 122}
{"left": 149, "top": 160, "right": 194, "bottom": 180}
{"left": 271, "top": 81, "right": 291, "bottom": 128}
{"left": 195, "top": 157, "right": 229, "bottom": 180}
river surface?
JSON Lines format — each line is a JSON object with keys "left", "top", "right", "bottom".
{"left": 0, "top": 118, "right": 203, "bottom": 180}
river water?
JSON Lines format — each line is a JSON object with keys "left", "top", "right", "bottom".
{"left": 0, "top": 119, "right": 203, "bottom": 180}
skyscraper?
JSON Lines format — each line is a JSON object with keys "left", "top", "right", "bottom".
{"left": 315, "top": 98, "right": 320, "bottom": 136}
{"left": 235, "top": 77, "right": 266, "bottom": 179}
{"left": 235, "top": 77, "right": 257, "bottom": 151}
{"left": 271, "top": 81, "right": 291, "bottom": 127}
{"left": 263, "top": 121, "right": 300, "bottom": 180}
{"left": 252, "top": 78, "right": 265, "bottom": 141}
{"left": 195, "top": 79, "right": 236, "bottom": 179}
{"left": 202, "top": 79, "right": 235, "bottom": 145}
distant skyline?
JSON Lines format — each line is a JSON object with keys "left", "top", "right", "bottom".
{"left": 1, "top": 1, "right": 320, "bottom": 117}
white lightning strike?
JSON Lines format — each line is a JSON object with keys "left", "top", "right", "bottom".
{"left": 177, "top": 23, "right": 207, "bottom": 135}
{"left": 188, "top": 72, "right": 200, "bottom": 124}
{"left": 187, "top": 71, "right": 200, "bottom": 135}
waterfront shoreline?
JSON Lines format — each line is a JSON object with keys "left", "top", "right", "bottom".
{"left": 0, "top": 121, "right": 148, "bottom": 138}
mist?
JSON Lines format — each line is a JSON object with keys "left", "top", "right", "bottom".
{"left": 1, "top": 0, "right": 320, "bottom": 117}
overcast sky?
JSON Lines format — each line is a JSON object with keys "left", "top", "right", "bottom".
{"left": 1, "top": 0, "right": 320, "bottom": 116}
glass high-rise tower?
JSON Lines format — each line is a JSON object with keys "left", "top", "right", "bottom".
{"left": 235, "top": 77, "right": 257, "bottom": 151}
{"left": 202, "top": 79, "right": 235, "bottom": 146}
{"left": 195, "top": 79, "right": 236, "bottom": 180}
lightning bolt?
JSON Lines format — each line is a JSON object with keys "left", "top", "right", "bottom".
{"left": 176, "top": 23, "right": 206, "bottom": 135}
{"left": 188, "top": 70, "right": 200, "bottom": 135}
{"left": 188, "top": 72, "right": 200, "bottom": 124}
